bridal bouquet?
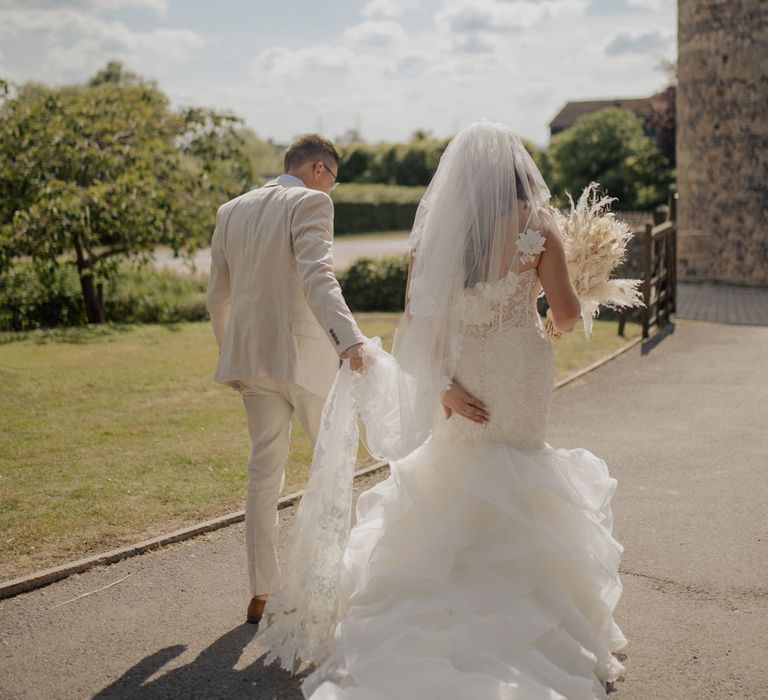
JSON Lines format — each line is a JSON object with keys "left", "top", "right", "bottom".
{"left": 549, "top": 182, "right": 644, "bottom": 340}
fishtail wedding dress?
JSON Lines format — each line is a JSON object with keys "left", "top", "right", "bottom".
{"left": 301, "top": 258, "right": 627, "bottom": 699}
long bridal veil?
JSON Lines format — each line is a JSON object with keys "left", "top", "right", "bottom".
{"left": 255, "top": 120, "right": 554, "bottom": 670}
{"left": 389, "top": 119, "right": 551, "bottom": 453}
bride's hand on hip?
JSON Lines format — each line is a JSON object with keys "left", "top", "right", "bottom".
{"left": 442, "top": 380, "right": 490, "bottom": 424}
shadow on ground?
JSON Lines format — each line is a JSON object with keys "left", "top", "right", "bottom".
{"left": 93, "top": 625, "right": 307, "bottom": 699}
{"left": 640, "top": 321, "right": 676, "bottom": 355}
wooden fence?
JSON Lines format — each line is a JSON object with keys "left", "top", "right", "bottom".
{"left": 619, "top": 186, "right": 678, "bottom": 338}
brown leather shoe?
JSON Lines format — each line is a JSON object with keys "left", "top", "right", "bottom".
{"left": 247, "top": 595, "right": 267, "bottom": 625}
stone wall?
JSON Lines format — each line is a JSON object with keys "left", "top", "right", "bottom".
{"left": 677, "top": 0, "right": 767, "bottom": 286}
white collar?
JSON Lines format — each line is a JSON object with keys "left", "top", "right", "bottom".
{"left": 276, "top": 173, "right": 306, "bottom": 188}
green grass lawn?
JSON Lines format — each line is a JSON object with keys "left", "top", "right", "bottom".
{"left": 0, "top": 316, "right": 640, "bottom": 580}
{"left": 331, "top": 183, "right": 426, "bottom": 204}
{"left": 336, "top": 230, "right": 411, "bottom": 239}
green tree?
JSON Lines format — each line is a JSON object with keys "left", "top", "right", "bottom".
{"left": 368, "top": 144, "right": 400, "bottom": 184}
{"left": 394, "top": 139, "right": 445, "bottom": 186}
{"left": 547, "top": 108, "right": 672, "bottom": 210}
{"left": 649, "top": 86, "right": 676, "bottom": 168}
{"left": 339, "top": 143, "right": 374, "bottom": 183}
{"left": 238, "top": 127, "right": 283, "bottom": 182}
{"left": 337, "top": 127, "right": 364, "bottom": 144}
{"left": 0, "top": 63, "right": 252, "bottom": 323}
{"left": 88, "top": 59, "right": 141, "bottom": 87}
{"left": 410, "top": 128, "right": 433, "bottom": 141}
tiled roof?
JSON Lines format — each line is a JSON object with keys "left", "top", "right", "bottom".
{"left": 549, "top": 98, "right": 654, "bottom": 130}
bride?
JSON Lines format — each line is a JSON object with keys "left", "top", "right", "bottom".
{"left": 257, "top": 120, "right": 627, "bottom": 699}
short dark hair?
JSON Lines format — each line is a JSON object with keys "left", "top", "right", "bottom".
{"left": 284, "top": 134, "right": 340, "bottom": 172}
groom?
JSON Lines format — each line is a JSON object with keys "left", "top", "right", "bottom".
{"left": 207, "top": 134, "right": 366, "bottom": 625}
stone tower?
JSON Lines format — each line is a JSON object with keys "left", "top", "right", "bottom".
{"left": 676, "top": 0, "right": 767, "bottom": 286}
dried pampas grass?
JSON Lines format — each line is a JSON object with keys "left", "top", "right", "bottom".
{"left": 551, "top": 182, "right": 644, "bottom": 339}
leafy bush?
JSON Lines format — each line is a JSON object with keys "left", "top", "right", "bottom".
{"left": 0, "top": 262, "right": 208, "bottom": 330}
{"left": 393, "top": 142, "right": 444, "bottom": 186}
{"left": 547, "top": 108, "right": 672, "bottom": 210}
{"left": 102, "top": 267, "right": 208, "bottom": 324}
{"left": 0, "top": 263, "right": 86, "bottom": 330}
{"left": 339, "top": 256, "right": 408, "bottom": 311}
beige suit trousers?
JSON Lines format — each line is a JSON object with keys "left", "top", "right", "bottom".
{"left": 239, "top": 376, "right": 326, "bottom": 597}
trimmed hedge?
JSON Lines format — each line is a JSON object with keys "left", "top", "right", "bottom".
{"left": 331, "top": 183, "right": 426, "bottom": 205}
{"left": 338, "top": 256, "right": 408, "bottom": 311}
{"left": 333, "top": 202, "right": 419, "bottom": 234}
{"left": 331, "top": 184, "right": 425, "bottom": 234}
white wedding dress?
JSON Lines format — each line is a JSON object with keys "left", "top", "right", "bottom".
{"left": 301, "top": 264, "right": 628, "bottom": 700}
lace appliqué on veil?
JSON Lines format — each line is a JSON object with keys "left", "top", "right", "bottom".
{"left": 256, "top": 367, "right": 361, "bottom": 673}
{"left": 256, "top": 341, "right": 429, "bottom": 673}
{"left": 408, "top": 274, "right": 436, "bottom": 316}
{"left": 407, "top": 197, "right": 430, "bottom": 253}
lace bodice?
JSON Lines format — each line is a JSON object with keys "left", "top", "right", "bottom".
{"left": 458, "top": 267, "right": 543, "bottom": 331}
{"left": 434, "top": 266, "right": 554, "bottom": 451}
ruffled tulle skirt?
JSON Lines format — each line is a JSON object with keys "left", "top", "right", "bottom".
{"left": 302, "top": 437, "right": 627, "bottom": 700}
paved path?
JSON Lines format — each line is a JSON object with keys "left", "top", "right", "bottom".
{"left": 151, "top": 234, "right": 410, "bottom": 278}
{"left": 676, "top": 282, "right": 768, "bottom": 326}
{"left": 2, "top": 320, "right": 767, "bottom": 699}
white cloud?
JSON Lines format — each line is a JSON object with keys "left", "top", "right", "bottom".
{"left": 95, "top": 0, "right": 168, "bottom": 12}
{"left": 233, "top": 0, "right": 618, "bottom": 144}
{"left": 343, "top": 21, "right": 407, "bottom": 47}
{"left": 438, "top": 0, "right": 587, "bottom": 35}
{"left": 251, "top": 45, "right": 356, "bottom": 79}
{"left": 626, "top": 0, "right": 665, "bottom": 9}
{"left": 0, "top": 6, "right": 202, "bottom": 81}
{"left": 361, "top": 0, "right": 418, "bottom": 19}
{"left": 383, "top": 53, "right": 428, "bottom": 78}
{"left": 453, "top": 34, "right": 496, "bottom": 53}
{"left": 605, "top": 29, "right": 672, "bottom": 56}
{"left": 0, "top": 0, "right": 168, "bottom": 13}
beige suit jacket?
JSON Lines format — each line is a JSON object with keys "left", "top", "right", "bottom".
{"left": 207, "top": 175, "right": 365, "bottom": 398}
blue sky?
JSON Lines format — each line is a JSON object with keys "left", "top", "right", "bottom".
{"left": 0, "top": 0, "right": 676, "bottom": 146}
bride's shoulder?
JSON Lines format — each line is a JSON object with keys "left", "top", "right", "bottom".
{"left": 536, "top": 209, "right": 565, "bottom": 252}
{"left": 516, "top": 225, "right": 547, "bottom": 265}
{"left": 514, "top": 208, "right": 560, "bottom": 270}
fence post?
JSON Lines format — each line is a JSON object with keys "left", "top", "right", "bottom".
{"left": 642, "top": 223, "right": 653, "bottom": 338}
{"left": 669, "top": 183, "right": 678, "bottom": 223}
{"left": 669, "top": 184, "right": 678, "bottom": 313}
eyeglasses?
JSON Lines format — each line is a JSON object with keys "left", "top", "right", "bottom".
{"left": 321, "top": 162, "right": 339, "bottom": 191}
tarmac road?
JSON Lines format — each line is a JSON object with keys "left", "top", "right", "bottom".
{"left": 1, "top": 319, "right": 766, "bottom": 699}
{"left": 151, "top": 234, "right": 410, "bottom": 278}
